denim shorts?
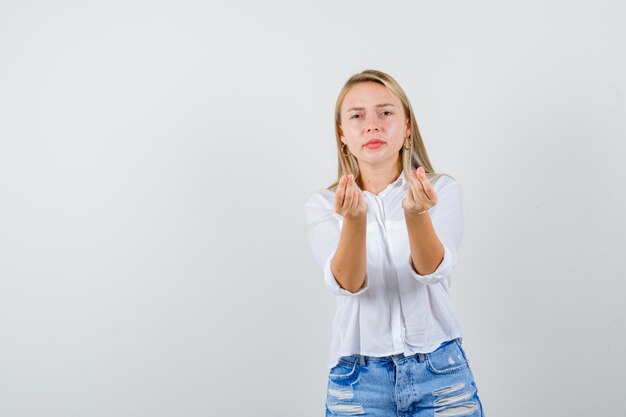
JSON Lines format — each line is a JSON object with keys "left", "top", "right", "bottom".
{"left": 325, "top": 338, "right": 485, "bottom": 417}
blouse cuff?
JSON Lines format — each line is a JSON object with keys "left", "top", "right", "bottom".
{"left": 407, "top": 241, "right": 452, "bottom": 286}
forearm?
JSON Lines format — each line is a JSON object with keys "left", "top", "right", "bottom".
{"left": 331, "top": 218, "right": 367, "bottom": 293}
{"left": 405, "top": 211, "right": 444, "bottom": 275}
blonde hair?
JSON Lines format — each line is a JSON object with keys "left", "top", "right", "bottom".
{"left": 327, "top": 69, "right": 454, "bottom": 190}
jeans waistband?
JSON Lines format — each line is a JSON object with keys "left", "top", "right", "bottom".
{"left": 347, "top": 352, "right": 428, "bottom": 366}
{"left": 345, "top": 338, "right": 461, "bottom": 366}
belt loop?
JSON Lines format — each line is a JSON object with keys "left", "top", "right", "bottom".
{"left": 359, "top": 355, "right": 366, "bottom": 366}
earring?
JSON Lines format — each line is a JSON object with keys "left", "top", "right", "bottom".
{"left": 403, "top": 138, "right": 411, "bottom": 150}
{"left": 341, "top": 143, "right": 351, "bottom": 156}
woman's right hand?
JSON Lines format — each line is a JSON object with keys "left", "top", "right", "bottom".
{"left": 334, "top": 174, "right": 368, "bottom": 221}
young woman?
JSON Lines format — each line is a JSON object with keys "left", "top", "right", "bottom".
{"left": 304, "top": 70, "right": 485, "bottom": 417}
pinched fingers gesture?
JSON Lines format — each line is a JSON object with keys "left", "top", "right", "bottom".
{"left": 402, "top": 167, "right": 438, "bottom": 216}
{"left": 334, "top": 174, "right": 368, "bottom": 220}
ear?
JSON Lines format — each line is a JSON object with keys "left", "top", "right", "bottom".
{"left": 337, "top": 124, "right": 344, "bottom": 140}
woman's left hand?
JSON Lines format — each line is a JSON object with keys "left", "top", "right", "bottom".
{"left": 402, "top": 167, "right": 438, "bottom": 215}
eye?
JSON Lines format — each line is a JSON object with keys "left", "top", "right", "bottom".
{"left": 381, "top": 111, "right": 393, "bottom": 116}
{"left": 350, "top": 114, "right": 362, "bottom": 119}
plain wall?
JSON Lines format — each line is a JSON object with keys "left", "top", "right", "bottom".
{"left": 1, "top": 1, "right": 624, "bottom": 416}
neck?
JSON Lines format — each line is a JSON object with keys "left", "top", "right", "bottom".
{"left": 358, "top": 160, "right": 402, "bottom": 195}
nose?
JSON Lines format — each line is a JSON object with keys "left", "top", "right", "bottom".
{"left": 366, "top": 114, "right": 380, "bottom": 132}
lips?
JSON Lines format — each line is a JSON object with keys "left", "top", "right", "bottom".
{"left": 364, "top": 139, "right": 385, "bottom": 146}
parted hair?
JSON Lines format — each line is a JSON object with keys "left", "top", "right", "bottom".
{"left": 327, "top": 69, "right": 453, "bottom": 191}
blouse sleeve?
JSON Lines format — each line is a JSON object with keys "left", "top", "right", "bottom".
{"left": 304, "top": 190, "right": 369, "bottom": 296}
{"left": 407, "top": 176, "right": 464, "bottom": 286}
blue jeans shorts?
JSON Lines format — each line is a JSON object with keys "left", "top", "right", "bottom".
{"left": 325, "top": 338, "right": 485, "bottom": 417}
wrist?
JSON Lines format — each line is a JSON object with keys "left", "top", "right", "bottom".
{"left": 343, "top": 215, "right": 367, "bottom": 224}
{"left": 404, "top": 208, "right": 429, "bottom": 218}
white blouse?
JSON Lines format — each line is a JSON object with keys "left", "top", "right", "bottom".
{"left": 304, "top": 170, "right": 465, "bottom": 369}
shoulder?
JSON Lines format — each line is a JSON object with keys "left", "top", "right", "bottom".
{"left": 304, "top": 188, "right": 335, "bottom": 209}
{"left": 428, "top": 174, "right": 463, "bottom": 200}
{"left": 431, "top": 173, "right": 459, "bottom": 190}
{"left": 304, "top": 188, "right": 339, "bottom": 228}
{"left": 421, "top": 174, "right": 464, "bottom": 218}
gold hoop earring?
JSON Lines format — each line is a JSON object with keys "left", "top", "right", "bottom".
{"left": 341, "top": 143, "right": 351, "bottom": 157}
{"left": 403, "top": 138, "right": 411, "bottom": 150}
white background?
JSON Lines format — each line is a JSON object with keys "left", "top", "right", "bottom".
{"left": 1, "top": 1, "right": 624, "bottom": 416}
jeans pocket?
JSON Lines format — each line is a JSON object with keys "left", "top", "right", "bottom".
{"left": 454, "top": 339, "right": 478, "bottom": 381}
{"left": 426, "top": 339, "right": 469, "bottom": 375}
{"left": 329, "top": 356, "right": 360, "bottom": 382}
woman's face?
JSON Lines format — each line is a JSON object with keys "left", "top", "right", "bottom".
{"left": 339, "top": 81, "right": 410, "bottom": 169}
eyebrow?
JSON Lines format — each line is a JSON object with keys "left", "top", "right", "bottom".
{"left": 345, "top": 103, "right": 396, "bottom": 113}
